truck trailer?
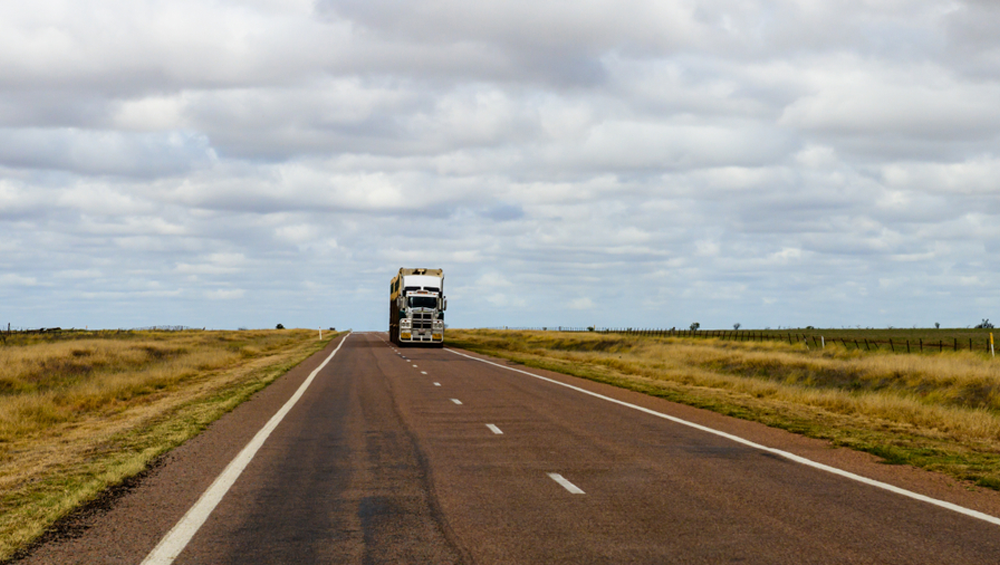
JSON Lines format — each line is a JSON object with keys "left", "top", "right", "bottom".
{"left": 389, "top": 268, "right": 446, "bottom": 346}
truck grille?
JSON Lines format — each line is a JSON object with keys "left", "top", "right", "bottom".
{"left": 412, "top": 312, "right": 433, "bottom": 329}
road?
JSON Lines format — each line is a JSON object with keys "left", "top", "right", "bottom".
{"left": 15, "top": 332, "right": 1000, "bottom": 564}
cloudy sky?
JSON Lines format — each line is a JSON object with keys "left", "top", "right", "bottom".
{"left": 2, "top": 0, "right": 999, "bottom": 331}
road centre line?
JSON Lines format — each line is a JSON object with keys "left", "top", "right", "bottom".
{"left": 450, "top": 398, "right": 463, "bottom": 405}
{"left": 141, "top": 333, "right": 351, "bottom": 565}
{"left": 486, "top": 424, "right": 504, "bottom": 435}
{"left": 548, "top": 473, "right": 585, "bottom": 494}
{"left": 421, "top": 371, "right": 427, "bottom": 375}
{"left": 446, "top": 347, "right": 1000, "bottom": 527}
{"left": 434, "top": 382, "right": 441, "bottom": 386}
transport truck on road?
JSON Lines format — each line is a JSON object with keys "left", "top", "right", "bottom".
{"left": 389, "top": 268, "right": 447, "bottom": 346}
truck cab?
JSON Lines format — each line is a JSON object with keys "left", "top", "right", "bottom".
{"left": 390, "top": 269, "right": 446, "bottom": 347}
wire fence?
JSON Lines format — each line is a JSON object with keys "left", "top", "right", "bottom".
{"left": 482, "top": 327, "right": 997, "bottom": 356}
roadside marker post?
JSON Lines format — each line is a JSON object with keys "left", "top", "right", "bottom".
{"left": 991, "top": 333, "right": 995, "bottom": 358}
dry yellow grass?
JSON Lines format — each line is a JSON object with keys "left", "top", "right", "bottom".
{"left": 448, "top": 329, "right": 1000, "bottom": 488}
{"left": 0, "top": 329, "right": 336, "bottom": 561}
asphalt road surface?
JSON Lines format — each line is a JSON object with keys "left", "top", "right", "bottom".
{"left": 15, "top": 332, "right": 1000, "bottom": 564}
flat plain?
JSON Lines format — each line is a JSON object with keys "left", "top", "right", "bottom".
{"left": 14, "top": 333, "right": 1000, "bottom": 564}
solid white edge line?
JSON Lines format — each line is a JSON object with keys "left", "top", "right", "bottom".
{"left": 486, "top": 424, "right": 504, "bottom": 435}
{"left": 548, "top": 472, "right": 585, "bottom": 494}
{"left": 447, "top": 347, "right": 1000, "bottom": 527}
{"left": 450, "top": 398, "right": 463, "bottom": 405}
{"left": 141, "top": 333, "right": 352, "bottom": 565}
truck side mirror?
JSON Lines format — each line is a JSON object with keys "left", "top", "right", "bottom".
{"left": 442, "top": 297, "right": 447, "bottom": 311}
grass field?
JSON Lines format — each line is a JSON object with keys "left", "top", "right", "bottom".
{"left": 0, "top": 329, "right": 336, "bottom": 561}
{"left": 447, "top": 328, "right": 1000, "bottom": 492}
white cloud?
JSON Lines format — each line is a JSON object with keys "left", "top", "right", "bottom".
{"left": 176, "top": 253, "right": 247, "bottom": 275}
{"left": 0, "top": 274, "right": 39, "bottom": 286}
{"left": 882, "top": 157, "right": 1000, "bottom": 194}
{"left": 1, "top": 0, "right": 999, "bottom": 331}
{"left": 205, "top": 288, "right": 246, "bottom": 300}
{"left": 779, "top": 57, "right": 1000, "bottom": 140}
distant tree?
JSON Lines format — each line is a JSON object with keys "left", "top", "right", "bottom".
{"left": 975, "top": 319, "right": 994, "bottom": 329}
{"left": 935, "top": 322, "right": 940, "bottom": 329}
{"left": 587, "top": 326, "right": 595, "bottom": 332}
{"left": 690, "top": 322, "right": 700, "bottom": 331}
{"left": 276, "top": 323, "right": 285, "bottom": 330}
{"left": 733, "top": 323, "right": 741, "bottom": 330}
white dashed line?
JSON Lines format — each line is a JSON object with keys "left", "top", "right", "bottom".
{"left": 433, "top": 382, "right": 441, "bottom": 387}
{"left": 412, "top": 364, "right": 418, "bottom": 368}
{"left": 448, "top": 347, "right": 1000, "bottom": 527}
{"left": 548, "top": 473, "right": 585, "bottom": 494}
{"left": 450, "top": 398, "right": 463, "bottom": 405}
{"left": 421, "top": 371, "right": 427, "bottom": 375}
{"left": 486, "top": 424, "right": 503, "bottom": 435}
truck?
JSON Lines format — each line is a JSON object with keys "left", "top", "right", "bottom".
{"left": 389, "top": 268, "right": 447, "bottom": 347}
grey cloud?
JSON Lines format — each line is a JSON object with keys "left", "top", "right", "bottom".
{"left": 944, "top": 1, "right": 1000, "bottom": 76}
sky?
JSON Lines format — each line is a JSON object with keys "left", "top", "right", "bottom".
{"left": 2, "top": 0, "right": 999, "bottom": 331}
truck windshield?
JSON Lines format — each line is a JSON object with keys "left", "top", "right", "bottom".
{"left": 408, "top": 296, "right": 438, "bottom": 309}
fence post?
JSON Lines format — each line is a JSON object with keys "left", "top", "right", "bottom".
{"left": 889, "top": 338, "right": 894, "bottom": 352}
{"left": 919, "top": 338, "right": 923, "bottom": 352}
{"left": 954, "top": 338, "right": 957, "bottom": 352}
{"left": 906, "top": 340, "right": 910, "bottom": 353}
